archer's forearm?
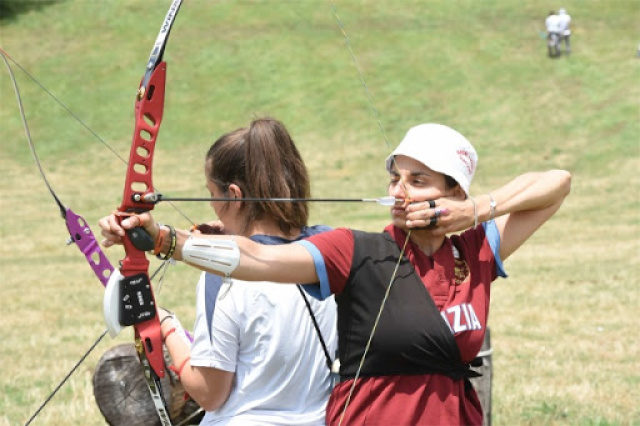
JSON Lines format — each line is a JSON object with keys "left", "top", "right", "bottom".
{"left": 480, "top": 170, "right": 572, "bottom": 221}
{"left": 159, "top": 229, "right": 319, "bottom": 284}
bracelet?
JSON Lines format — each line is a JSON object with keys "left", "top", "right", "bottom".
{"left": 169, "top": 357, "right": 190, "bottom": 380}
{"left": 488, "top": 192, "right": 497, "bottom": 221}
{"left": 160, "top": 313, "right": 175, "bottom": 326}
{"left": 469, "top": 196, "right": 478, "bottom": 229}
{"left": 156, "top": 225, "right": 176, "bottom": 260}
{"left": 153, "top": 225, "right": 168, "bottom": 255}
{"left": 162, "top": 327, "right": 176, "bottom": 343}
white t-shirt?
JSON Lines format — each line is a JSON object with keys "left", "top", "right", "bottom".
{"left": 545, "top": 14, "right": 561, "bottom": 33}
{"left": 190, "top": 272, "right": 338, "bottom": 425}
{"left": 557, "top": 12, "right": 571, "bottom": 35}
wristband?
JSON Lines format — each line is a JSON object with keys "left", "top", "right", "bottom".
{"left": 159, "top": 307, "right": 176, "bottom": 325}
{"left": 156, "top": 225, "right": 176, "bottom": 260}
{"left": 153, "top": 225, "right": 168, "bottom": 255}
{"left": 160, "top": 314, "right": 175, "bottom": 326}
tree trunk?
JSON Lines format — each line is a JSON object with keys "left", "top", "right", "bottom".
{"left": 92, "top": 343, "right": 202, "bottom": 426}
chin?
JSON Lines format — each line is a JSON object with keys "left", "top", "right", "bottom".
{"left": 391, "top": 217, "right": 407, "bottom": 229}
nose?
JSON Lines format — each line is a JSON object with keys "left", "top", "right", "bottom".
{"left": 389, "top": 180, "right": 408, "bottom": 201}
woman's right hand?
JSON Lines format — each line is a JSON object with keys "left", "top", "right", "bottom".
{"left": 98, "top": 212, "right": 159, "bottom": 248}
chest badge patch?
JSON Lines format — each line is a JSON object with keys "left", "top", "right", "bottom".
{"left": 453, "top": 259, "right": 469, "bottom": 286}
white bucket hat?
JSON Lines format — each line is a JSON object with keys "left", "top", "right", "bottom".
{"left": 385, "top": 123, "right": 478, "bottom": 197}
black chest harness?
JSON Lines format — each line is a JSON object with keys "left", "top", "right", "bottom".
{"left": 336, "top": 231, "right": 478, "bottom": 381}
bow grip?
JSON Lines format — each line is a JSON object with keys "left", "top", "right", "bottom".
{"left": 127, "top": 226, "right": 155, "bottom": 252}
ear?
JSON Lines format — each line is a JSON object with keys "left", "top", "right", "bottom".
{"left": 448, "top": 185, "right": 467, "bottom": 201}
{"left": 227, "top": 183, "right": 243, "bottom": 200}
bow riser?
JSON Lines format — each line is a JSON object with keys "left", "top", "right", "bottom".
{"left": 120, "top": 63, "right": 167, "bottom": 213}
{"left": 116, "top": 62, "right": 169, "bottom": 380}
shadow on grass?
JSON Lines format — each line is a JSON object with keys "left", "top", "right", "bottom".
{"left": 0, "top": 0, "right": 62, "bottom": 22}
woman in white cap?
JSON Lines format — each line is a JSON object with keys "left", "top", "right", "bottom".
{"left": 100, "top": 123, "right": 571, "bottom": 425}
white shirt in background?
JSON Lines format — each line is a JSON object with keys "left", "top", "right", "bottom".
{"left": 545, "top": 14, "right": 561, "bottom": 33}
{"left": 557, "top": 10, "right": 571, "bottom": 36}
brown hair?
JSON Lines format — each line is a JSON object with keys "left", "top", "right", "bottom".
{"left": 205, "top": 117, "right": 310, "bottom": 235}
{"left": 444, "top": 175, "right": 459, "bottom": 191}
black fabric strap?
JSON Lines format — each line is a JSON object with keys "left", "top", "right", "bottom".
{"left": 296, "top": 284, "right": 333, "bottom": 370}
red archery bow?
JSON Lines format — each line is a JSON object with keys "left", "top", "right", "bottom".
{"left": 110, "top": 1, "right": 184, "bottom": 424}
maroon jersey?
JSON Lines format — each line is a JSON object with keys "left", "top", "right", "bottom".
{"left": 302, "top": 223, "right": 505, "bottom": 425}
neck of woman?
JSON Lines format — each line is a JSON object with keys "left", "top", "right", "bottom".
{"left": 245, "top": 220, "right": 301, "bottom": 240}
{"left": 409, "top": 231, "right": 446, "bottom": 257}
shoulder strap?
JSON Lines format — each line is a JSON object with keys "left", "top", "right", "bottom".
{"left": 241, "top": 229, "right": 335, "bottom": 370}
{"left": 296, "top": 284, "right": 333, "bottom": 369}
{"left": 204, "top": 273, "right": 224, "bottom": 343}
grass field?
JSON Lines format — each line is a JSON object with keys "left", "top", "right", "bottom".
{"left": 1, "top": 1, "right": 638, "bottom": 425}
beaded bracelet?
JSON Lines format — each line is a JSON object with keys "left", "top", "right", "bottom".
{"left": 156, "top": 225, "right": 176, "bottom": 260}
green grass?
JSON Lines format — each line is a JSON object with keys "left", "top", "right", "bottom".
{"left": 1, "top": 0, "right": 639, "bottom": 425}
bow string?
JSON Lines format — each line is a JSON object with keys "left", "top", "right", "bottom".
{"left": 1, "top": 49, "right": 115, "bottom": 287}
{"left": 329, "top": 3, "right": 414, "bottom": 424}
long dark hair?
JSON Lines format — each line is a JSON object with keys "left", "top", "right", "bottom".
{"left": 205, "top": 117, "right": 310, "bottom": 235}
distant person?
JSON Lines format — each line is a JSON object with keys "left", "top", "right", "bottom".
{"left": 545, "top": 10, "right": 560, "bottom": 37}
{"left": 545, "top": 10, "right": 561, "bottom": 57}
{"left": 557, "top": 8, "right": 572, "bottom": 55}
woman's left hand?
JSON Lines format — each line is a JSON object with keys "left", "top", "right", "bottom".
{"left": 98, "top": 212, "right": 159, "bottom": 248}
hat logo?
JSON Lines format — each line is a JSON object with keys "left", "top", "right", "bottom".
{"left": 457, "top": 149, "right": 475, "bottom": 175}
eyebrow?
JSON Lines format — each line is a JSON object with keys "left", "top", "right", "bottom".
{"left": 390, "top": 170, "right": 432, "bottom": 177}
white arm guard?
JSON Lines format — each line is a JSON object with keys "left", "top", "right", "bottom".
{"left": 182, "top": 236, "right": 240, "bottom": 275}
